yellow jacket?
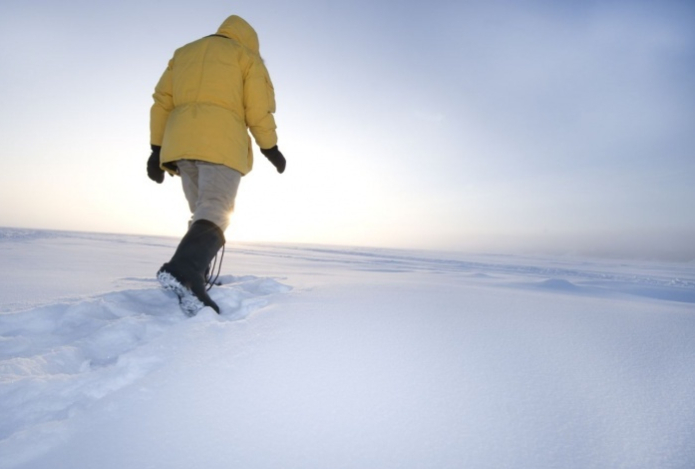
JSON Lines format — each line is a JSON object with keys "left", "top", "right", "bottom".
{"left": 150, "top": 15, "right": 278, "bottom": 175}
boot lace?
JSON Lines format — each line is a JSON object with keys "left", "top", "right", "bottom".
{"left": 205, "top": 244, "right": 225, "bottom": 291}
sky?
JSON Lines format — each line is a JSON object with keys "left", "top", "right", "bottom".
{"left": 1, "top": 0, "right": 694, "bottom": 260}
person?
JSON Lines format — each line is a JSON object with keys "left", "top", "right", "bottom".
{"left": 147, "top": 15, "right": 286, "bottom": 316}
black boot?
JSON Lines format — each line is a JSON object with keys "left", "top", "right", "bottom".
{"left": 157, "top": 219, "right": 225, "bottom": 316}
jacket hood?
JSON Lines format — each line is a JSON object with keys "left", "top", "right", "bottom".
{"left": 217, "top": 15, "right": 259, "bottom": 53}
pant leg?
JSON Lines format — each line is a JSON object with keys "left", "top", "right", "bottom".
{"left": 189, "top": 161, "right": 242, "bottom": 232}
{"left": 177, "top": 160, "right": 200, "bottom": 228}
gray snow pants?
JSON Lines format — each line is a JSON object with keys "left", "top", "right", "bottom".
{"left": 177, "top": 160, "right": 242, "bottom": 232}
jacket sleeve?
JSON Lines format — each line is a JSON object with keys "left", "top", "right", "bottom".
{"left": 243, "top": 58, "right": 278, "bottom": 150}
{"left": 150, "top": 59, "right": 174, "bottom": 146}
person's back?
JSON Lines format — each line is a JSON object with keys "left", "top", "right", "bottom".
{"left": 151, "top": 15, "right": 278, "bottom": 176}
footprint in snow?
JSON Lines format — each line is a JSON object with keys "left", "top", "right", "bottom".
{"left": 0, "top": 274, "right": 291, "bottom": 455}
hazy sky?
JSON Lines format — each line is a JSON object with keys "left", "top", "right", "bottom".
{"left": 1, "top": 0, "right": 694, "bottom": 260}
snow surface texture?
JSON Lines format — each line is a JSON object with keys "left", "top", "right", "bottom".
{"left": 1, "top": 228, "right": 694, "bottom": 469}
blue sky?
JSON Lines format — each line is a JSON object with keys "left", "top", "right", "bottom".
{"left": 1, "top": 0, "right": 693, "bottom": 260}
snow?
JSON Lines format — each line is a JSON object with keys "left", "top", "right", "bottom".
{"left": 1, "top": 227, "right": 694, "bottom": 469}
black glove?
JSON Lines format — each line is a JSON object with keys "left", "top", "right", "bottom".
{"left": 260, "top": 146, "right": 286, "bottom": 174}
{"left": 147, "top": 145, "right": 165, "bottom": 183}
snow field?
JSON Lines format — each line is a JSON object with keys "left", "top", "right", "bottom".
{"left": 1, "top": 228, "right": 694, "bottom": 468}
